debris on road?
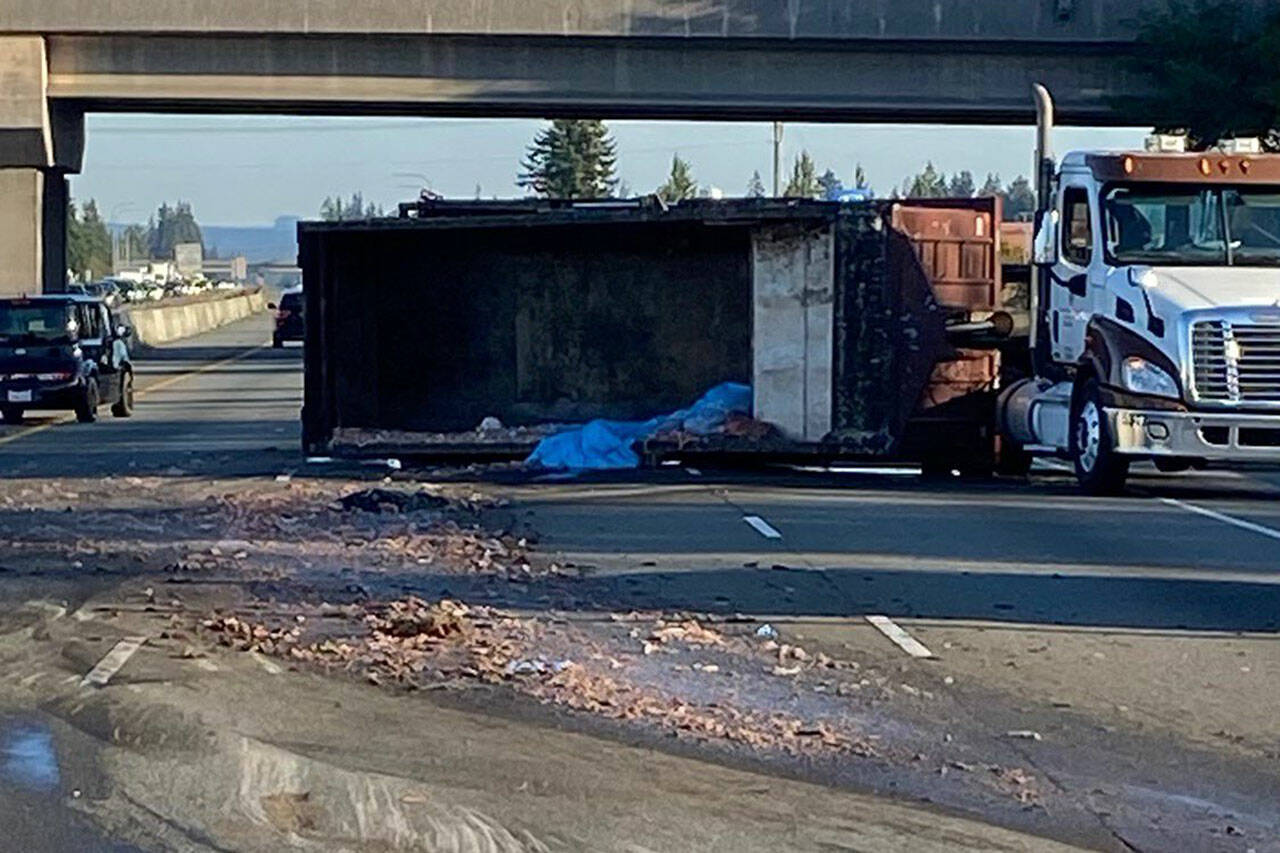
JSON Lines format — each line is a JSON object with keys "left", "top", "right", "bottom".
{"left": 200, "top": 596, "right": 876, "bottom": 758}
{"left": 646, "top": 619, "right": 725, "bottom": 648}
{"left": 337, "top": 487, "right": 449, "bottom": 514}
{"left": 1004, "top": 730, "right": 1043, "bottom": 741}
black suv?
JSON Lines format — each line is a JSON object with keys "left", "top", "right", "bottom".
{"left": 270, "top": 289, "right": 304, "bottom": 348}
{"left": 0, "top": 294, "right": 135, "bottom": 424}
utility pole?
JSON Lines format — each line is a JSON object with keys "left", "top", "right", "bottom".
{"left": 772, "top": 121, "right": 783, "bottom": 197}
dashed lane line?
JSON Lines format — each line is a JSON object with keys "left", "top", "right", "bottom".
{"left": 80, "top": 637, "right": 147, "bottom": 688}
{"left": 865, "top": 615, "right": 934, "bottom": 658}
{"left": 743, "top": 515, "right": 782, "bottom": 539}
{"left": 1158, "top": 497, "right": 1280, "bottom": 542}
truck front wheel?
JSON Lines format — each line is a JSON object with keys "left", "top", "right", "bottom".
{"left": 1070, "top": 378, "right": 1128, "bottom": 495}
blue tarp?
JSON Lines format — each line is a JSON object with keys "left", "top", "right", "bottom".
{"left": 525, "top": 382, "right": 751, "bottom": 470}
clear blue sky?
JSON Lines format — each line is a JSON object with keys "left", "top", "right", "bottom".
{"left": 72, "top": 115, "right": 1148, "bottom": 226}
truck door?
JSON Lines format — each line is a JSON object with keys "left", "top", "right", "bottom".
{"left": 1049, "top": 185, "right": 1095, "bottom": 363}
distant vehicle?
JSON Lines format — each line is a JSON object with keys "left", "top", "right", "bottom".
{"left": 0, "top": 294, "right": 134, "bottom": 424}
{"left": 269, "top": 290, "right": 304, "bottom": 348}
{"left": 84, "top": 279, "right": 123, "bottom": 306}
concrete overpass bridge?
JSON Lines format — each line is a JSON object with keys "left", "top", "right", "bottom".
{"left": 0, "top": 0, "right": 1222, "bottom": 292}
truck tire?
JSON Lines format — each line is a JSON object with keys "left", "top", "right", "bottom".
{"left": 75, "top": 377, "right": 100, "bottom": 423}
{"left": 111, "top": 369, "right": 134, "bottom": 418}
{"left": 1070, "top": 377, "right": 1128, "bottom": 495}
{"left": 1, "top": 406, "right": 23, "bottom": 425}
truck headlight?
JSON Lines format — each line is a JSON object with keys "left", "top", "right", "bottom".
{"left": 1122, "top": 356, "right": 1179, "bottom": 398}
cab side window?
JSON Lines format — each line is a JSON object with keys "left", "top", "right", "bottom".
{"left": 1061, "top": 187, "right": 1093, "bottom": 266}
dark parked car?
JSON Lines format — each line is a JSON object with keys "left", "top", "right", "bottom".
{"left": 0, "top": 294, "right": 134, "bottom": 424}
{"left": 269, "top": 289, "right": 304, "bottom": 348}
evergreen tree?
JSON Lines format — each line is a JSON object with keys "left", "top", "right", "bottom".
{"left": 320, "top": 193, "right": 383, "bottom": 221}
{"left": 978, "top": 172, "right": 1004, "bottom": 197}
{"left": 518, "top": 119, "right": 618, "bottom": 198}
{"left": 655, "top": 155, "right": 698, "bottom": 203}
{"left": 1125, "top": 0, "right": 1280, "bottom": 150}
{"left": 783, "top": 151, "right": 821, "bottom": 198}
{"left": 947, "top": 170, "right": 976, "bottom": 198}
{"left": 746, "top": 170, "right": 766, "bottom": 198}
{"left": 147, "top": 201, "right": 203, "bottom": 259}
{"left": 1003, "top": 176, "right": 1037, "bottom": 221}
{"left": 66, "top": 199, "right": 113, "bottom": 281}
{"left": 903, "top": 162, "right": 948, "bottom": 198}
{"left": 852, "top": 163, "right": 871, "bottom": 190}
{"left": 817, "top": 169, "right": 843, "bottom": 199}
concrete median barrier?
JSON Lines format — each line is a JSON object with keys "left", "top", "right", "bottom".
{"left": 122, "top": 289, "right": 267, "bottom": 347}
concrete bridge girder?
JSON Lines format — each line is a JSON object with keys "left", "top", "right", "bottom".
{"left": 0, "top": 36, "right": 83, "bottom": 295}
{"left": 0, "top": 0, "right": 1189, "bottom": 293}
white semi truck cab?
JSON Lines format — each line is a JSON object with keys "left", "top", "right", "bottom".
{"left": 999, "top": 86, "right": 1280, "bottom": 492}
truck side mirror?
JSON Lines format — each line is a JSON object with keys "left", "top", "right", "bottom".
{"left": 1032, "top": 208, "right": 1059, "bottom": 265}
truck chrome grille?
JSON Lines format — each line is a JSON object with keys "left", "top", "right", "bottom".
{"left": 1192, "top": 320, "right": 1280, "bottom": 404}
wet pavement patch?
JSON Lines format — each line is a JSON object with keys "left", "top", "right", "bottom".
{"left": 1, "top": 718, "right": 59, "bottom": 791}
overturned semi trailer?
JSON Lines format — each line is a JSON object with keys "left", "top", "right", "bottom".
{"left": 298, "top": 197, "right": 1017, "bottom": 469}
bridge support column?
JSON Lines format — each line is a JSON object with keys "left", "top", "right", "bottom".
{"left": 0, "top": 35, "right": 82, "bottom": 295}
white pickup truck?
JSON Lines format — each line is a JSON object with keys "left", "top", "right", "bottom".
{"left": 999, "top": 86, "right": 1280, "bottom": 493}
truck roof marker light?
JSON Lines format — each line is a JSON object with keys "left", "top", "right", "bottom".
{"left": 1198, "top": 157, "right": 1212, "bottom": 176}
{"left": 1122, "top": 156, "right": 1135, "bottom": 174}
{"left": 1240, "top": 159, "right": 1252, "bottom": 174}
{"left": 1219, "top": 159, "right": 1232, "bottom": 174}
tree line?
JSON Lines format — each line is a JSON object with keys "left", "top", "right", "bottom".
{"left": 512, "top": 119, "right": 1037, "bottom": 219}
{"left": 67, "top": 200, "right": 206, "bottom": 282}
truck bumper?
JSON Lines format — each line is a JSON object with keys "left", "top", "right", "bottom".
{"left": 1109, "top": 408, "right": 1280, "bottom": 460}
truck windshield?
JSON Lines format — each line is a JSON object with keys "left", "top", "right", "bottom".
{"left": 1104, "top": 185, "right": 1280, "bottom": 265}
{"left": 0, "top": 303, "right": 76, "bottom": 344}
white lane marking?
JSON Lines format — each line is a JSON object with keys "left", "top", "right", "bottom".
{"left": 686, "top": 467, "right": 702, "bottom": 476}
{"left": 1159, "top": 497, "right": 1280, "bottom": 542}
{"left": 865, "top": 615, "right": 934, "bottom": 658}
{"left": 81, "top": 637, "right": 146, "bottom": 687}
{"left": 743, "top": 515, "right": 782, "bottom": 539}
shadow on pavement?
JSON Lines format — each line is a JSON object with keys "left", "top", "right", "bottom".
{"left": 414, "top": 462, "right": 1280, "bottom": 503}
{"left": 134, "top": 344, "right": 299, "bottom": 363}
{"left": 332, "top": 562, "right": 1280, "bottom": 634}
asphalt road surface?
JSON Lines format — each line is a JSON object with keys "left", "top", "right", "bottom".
{"left": 3, "top": 309, "right": 1278, "bottom": 634}
{"left": 0, "top": 313, "right": 302, "bottom": 478}
{"left": 2, "top": 311, "right": 1278, "bottom": 851}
